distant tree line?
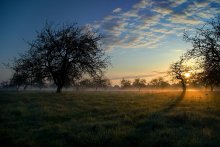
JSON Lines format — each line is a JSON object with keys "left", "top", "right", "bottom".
{"left": 120, "top": 77, "right": 170, "bottom": 90}
{"left": 1, "top": 74, "right": 218, "bottom": 91}
{"left": 1, "top": 75, "right": 200, "bottom": 91}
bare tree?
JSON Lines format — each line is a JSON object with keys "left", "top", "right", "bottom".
{"left": 11, "top": 23, "right": 110, "bottom": 93}
{"left": 184, "top": 16, "right": 220, "bottom": 91}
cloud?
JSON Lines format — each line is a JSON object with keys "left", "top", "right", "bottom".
{"left": 132, "top": 0, "right": 152, "bottom": 9}
{"left": 153, "top": 7, "right": 172, "bottom": 15}
{"left": 109, "top": 71, "right": 166, "bottom": 80}
{"left": 152, "top": 70, "right": 167, "bottom": 74}
{"left": 112, "top": 8, "right": 122, "bottom": 13}
{"left": 122, "top": 10, "right": 139, "bottom": 18}
{"left": 168, "top": 14, "right": 203, "bottom": 25}
{"left": 170, "top": 0, "right": 187, "bottom": 7}
{"left": 91, "top": 0, "right": 220, "bottom": 50}
{"left": 194, "top": 1, "right": 210, "bottom": 7}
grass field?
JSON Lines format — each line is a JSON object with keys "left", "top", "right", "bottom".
{"left": 0, "top": 90, "right": 220, "bottom": 146}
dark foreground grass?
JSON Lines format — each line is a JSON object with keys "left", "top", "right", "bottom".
{"left": 0, "top": 90, "right": 220, "bottom": 146}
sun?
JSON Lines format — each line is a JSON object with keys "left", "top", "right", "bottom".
{"left": 184, "top": 72, "right": 190, "bottom": 78}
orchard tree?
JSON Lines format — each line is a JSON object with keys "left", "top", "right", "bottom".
{"left": 120, "top": 78, "right": 131, "bottom": 88}
{"left": 92, "top": 75, "right": 111, "bottom": 90}
{"left": 198, "top": 61, "right": 220, "bottom": 91}
{"left": 149, "top": 77, "right": 170, "bottom": 88}
{"left": 168, "top": 58, "right": 191, "bottom": 91}
{"left": 184, "top": 16, "right": 220, "bottom": 91}
{"left": 79, "top": 79, "right": 93, "bottom": 89}
{"left": 0, "top": 81, "right": 10, "bottom": 89}
{"left": 9, "top": 55, "right": 36, "bottom": 90}
{"left": 11, "top": 23, "right": 110, "bottom": 93}
{"left": 132, "top": 78, "right": 146, "bottom": 91}
{"left": 10, "top": 72, "right": 28, "bottom": 91}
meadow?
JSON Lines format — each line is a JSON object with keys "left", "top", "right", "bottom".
{"left": 0, "top": 90, "right": 220, "bottom": 146}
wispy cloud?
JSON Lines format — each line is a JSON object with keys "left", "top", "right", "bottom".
{"left": 93, "top": 0, "right": 220, "bottom": 50}
{"left": 112, "top": 8, "right": 122, "bottom": 13}
{"left": 110, "top": 71, "right": 166, "bottom": 80}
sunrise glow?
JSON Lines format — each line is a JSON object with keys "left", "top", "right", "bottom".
{"left": 184, "top": 72, "right": 190, "bottom": 78}
{"left": 0, "top": 1, "right": 220, "bottom": 146}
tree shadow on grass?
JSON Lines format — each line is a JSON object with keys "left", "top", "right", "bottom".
{"left": 163, "top": 90, "right": 186, "bottom": 113}
{"left": 124, "top": 91, "right": 186, "bottom": 146}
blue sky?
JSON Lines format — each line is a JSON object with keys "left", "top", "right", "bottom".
{"left": 0, "top": 0, "right": 220, "bottom": 85}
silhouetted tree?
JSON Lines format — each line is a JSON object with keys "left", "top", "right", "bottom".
{"left": 10, "top": 71, "right": 29, "bottom": 91}
{"left": 11, "top": 23, "right": 110, "bottom": 93}
{"left": 198, "top": 61, "right": 220, "bottom": 91}
{"left": 186, "top": 71, "right": 202, "bottom": 88}
{"left": 79, "top": 78, "right": 93, "bottom": 89}
{"left": 120, "top": 78, "right": 131, "bottom": 88}
{"left": 32, "top": 76, "right": 46, "bottom": 89}
{"left": 113, "top": 85, "right": 120, "bottom": 89}
{"left": 149, "top": 77, "right": 170, "bottom": 88}
{"left": 9, "top": 56, "right": 35, "bottom": 90}
{"left": 93, "top": 75, "right": 111, "bottom": 90}
{"left": 184, "top": 16, "right": 220, "bottom": 91}
{"left": 0, "top": 81, "right": 10, "bottom": 89}
{"left": 132, "top": 78, "right": 146, "bottom": 91}
{"left": 168, "top": 58, "right": 191, "bottom": 91}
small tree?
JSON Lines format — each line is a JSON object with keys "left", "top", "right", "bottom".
{"left": 168, "top": 58, "right": 191, "bottom": 91}
{"left": 120, "top": 78, "right": 131, "bottom": 88}
{"left": 149, "top": 77, "right": 170, "bottom": 88}
{"left": 10, "top": 71, "right": 29, "bottom": 91}
{"left": 79, "top": 79, "right": 93, "bottom": 89}
{"left": 11, "top": 23, "right": 110, "bottom": 93}
{"left": 92, "top": 76, "right": 111, "bottom": 90}
{"left": 9, "top": 56, "right": 35, "bottom": 90}
{"left": 132, "top": 78, "right": 146, "bottom": 91}
{"left": 0, "top": 81, "right": 10, "bottom": 89}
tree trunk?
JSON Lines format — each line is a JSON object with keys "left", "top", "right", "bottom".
{"left": 210, "top": 85, "right": 214, "bottom": 92}
{"left": 23, "top": 84, "right": 28, "bottom": 90}
{"left": 181, "top": 80, "right": 186, "bottom": 91}
{"left": 182, "top": 84, "right": 186, "bottom": 91}
{"left": 16, "top": 85, "right": 19, "bottom": 92}
{"left": 56, "top": 85, "right": 63, "bottom": 93}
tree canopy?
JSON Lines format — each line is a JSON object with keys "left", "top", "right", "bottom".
{"left": 132, "top": 78, "right": 146, "bottom": 91}
{"left": 120, "top": 78, "right": 131, "bottom": 88}
{"left": 149, "top": 77, "right": 170, "bottom": 88}
{"left": 184, "top": 16, "right": 220, "bottom": 91}
{"left": 168, "top": 58, "right": 191, "bottom": 91}
{"left": 10, "top": 23, "right": 110, "bottom": 93}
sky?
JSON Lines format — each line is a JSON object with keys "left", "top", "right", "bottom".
{"left": 0, "top": 0, "right": 220, "bottom": 85}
